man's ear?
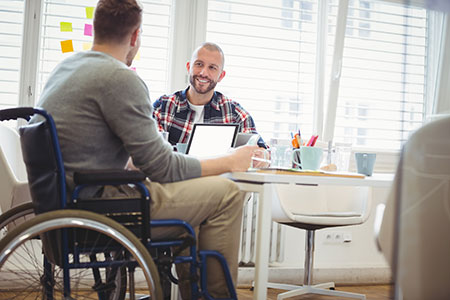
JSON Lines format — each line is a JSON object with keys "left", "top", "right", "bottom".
{"left": 130, "top": 27, "right": 140, "bottom": 47}
{"left": 186, "top": 61, "right": 191, "bottom": 73}
{"left": 218, "top": 70, "right": 226, "bottom": 82}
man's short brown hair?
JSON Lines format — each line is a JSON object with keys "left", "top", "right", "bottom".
{"left": 94, "top": 0, "right": 143, "bottom": 44}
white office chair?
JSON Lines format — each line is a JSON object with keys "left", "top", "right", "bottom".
{"left": 270, "top": 184, "right": 371, "bottom": 300}
{"left": 0, "top": 123, "right": 30, "bottom": 215}
{"left": 377, "top": 115, "right": 450, "bottom": 300}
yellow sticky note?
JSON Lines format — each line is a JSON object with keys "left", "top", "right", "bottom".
{"left": 60, "top": 22, "right": 73, "bottom": 32}
{"left": 82, "top": 42, "right": 92, "bottom": 51}
{"left": 135, "top": 50, "right": 141, "bottom": 61}
{"left": 86, "top": 7, "right": 94, "bottom": 19}
{"left": 60, "top": 40, "right": 74, "bottom": 53}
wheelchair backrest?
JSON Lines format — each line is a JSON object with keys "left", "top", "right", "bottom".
{"left": 0, "top": 107, "right": 67, "bottom": 215}
{"left": 20, "top": 119, "right": 67, "bottom": 214}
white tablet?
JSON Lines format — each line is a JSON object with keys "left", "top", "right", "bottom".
{"left": 186, "top": 123, "right": 239, "bottom": 158}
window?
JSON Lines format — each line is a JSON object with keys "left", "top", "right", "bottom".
{"left": 37, "top": 0, "right": 173, "bottom": 102}
{"left": 207, "top": 0, "right": 318, "bottom": 140}
{"left": 328, "top": 0, "right": 429, "bottom": 150}
{"left": 207, "top": 0, "right": 437, "bottom": 155}
{"left": 0, "top": 0, "right": 24, "bottom": 110}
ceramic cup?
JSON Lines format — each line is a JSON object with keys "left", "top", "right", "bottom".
{"left": 293, "top": 146, "right": 323, "bottom": 170}
{"left": 355, "top": 153, "right": 376, "bottom": 176}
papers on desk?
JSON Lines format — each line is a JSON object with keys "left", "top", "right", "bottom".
{"left": 252, "top": 167, "right": 366, "bottom": 179}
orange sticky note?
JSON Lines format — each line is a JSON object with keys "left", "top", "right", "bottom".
{"left": 60, "top": 40, "right": 74, "bottom": 53}
{"left": 82, "top": 42, "right": 92, "bottom": 51}
{"left": 86, "top": 7, "right": 94, "bottom": 19}
{"left": 60, "top": 22, "right": 73, "bottom": 32}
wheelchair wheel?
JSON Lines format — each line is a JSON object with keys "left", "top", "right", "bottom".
{"left": 0, "top": 202, "right": 35, "bottom": 239}
{"left": 0, "top": 209, "right": 163, "bottom": 300}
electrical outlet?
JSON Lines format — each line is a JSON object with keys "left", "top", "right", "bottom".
{"left": 324, "top": 231, "right": 352, "bottom": 244}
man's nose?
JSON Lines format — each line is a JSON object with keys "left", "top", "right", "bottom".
{"left": 199, "top": 67, "right": 208, "bottom": 76}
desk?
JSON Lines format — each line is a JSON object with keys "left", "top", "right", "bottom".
{"left": 227, "top": 171, "right": 394, "bottom": 300}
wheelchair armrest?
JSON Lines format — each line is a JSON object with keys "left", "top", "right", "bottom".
{"left": 73, "top": 169, "right": 147, "bottom": 185}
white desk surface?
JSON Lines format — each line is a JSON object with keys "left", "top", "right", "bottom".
{"left": 226, "top": 171, "right": 394, "bottom": 300}
{"left": 228, "top": 171, "right": 394, "bottom": 187}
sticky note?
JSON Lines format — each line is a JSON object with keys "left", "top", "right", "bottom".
{"left": 130, "top": 67, "right": 137, "bottom": 72}
{"left": 60, "top": 22, "right": 73, "bottom": 32}
{"left": 135, "top": 50, "right": 140, "bottom": 61}
{"left": 84, "top": 24, "right": 93, "bottom": 36}
{"left": 60, "top": 40, "right": 74, "bottom": 53}
{"left": 82, "top": 42, "right": 92, "bottom": 51}
{"left": 86, "top": 7, "right": 94, "bottom": 19}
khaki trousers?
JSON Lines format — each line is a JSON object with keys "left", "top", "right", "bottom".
{"left": 103, "top": 176, "right": 245, "bottom": 299}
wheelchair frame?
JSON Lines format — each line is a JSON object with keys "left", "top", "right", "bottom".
{"left": 0, "top": 107, "right": 237, "bottom": 300}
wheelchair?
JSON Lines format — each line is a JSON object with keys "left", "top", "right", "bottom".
{"left": 0, "top": 107, "right": 237, "bottom": 300}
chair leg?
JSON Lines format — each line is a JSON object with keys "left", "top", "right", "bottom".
{"left": 270, "top": 230, "right": 366, "bottom": 300}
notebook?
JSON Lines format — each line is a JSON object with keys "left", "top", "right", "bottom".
{"left": 186, "top": 123, "right": 239, "bottom": 158}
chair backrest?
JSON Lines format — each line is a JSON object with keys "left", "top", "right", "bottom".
{"left": 378, "top": 115, "right": 450, "bottom": 299}
{"left": 19, "top": 113, "right": 67, "bottom": 215}
{"left": 272, "top": 184, "right": 371, "bottom": 228}
{"left": 0, "top": 107, "right": 67, "bottom": 216}
{"left": 0, "top": 124, "right": 27, "bottom": 182}
{"left": 0, "top": 142, "right": 15, "bottom": 214}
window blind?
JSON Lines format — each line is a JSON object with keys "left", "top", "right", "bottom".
{"left": 206, "top": 0, "right": 319, "bottom": 141}
{"left": 0, "top": 0, "right": 24, "bottom": 110}
{"left": 37, "top": 0, "right": 173, "bottom": 102}
{"left": 328, "top": 0, "right": 428, "bottom": 150}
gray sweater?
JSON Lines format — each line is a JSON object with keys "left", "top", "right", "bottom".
{"left": 35, "top": 51, "right": 201, "bottom": 185}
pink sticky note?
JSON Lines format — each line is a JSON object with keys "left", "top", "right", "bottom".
{"left": 130, "top": 67, "right": 137, "bottom": 72}
{"left": 84, "top": 24, "right": 93, "bottom": 36}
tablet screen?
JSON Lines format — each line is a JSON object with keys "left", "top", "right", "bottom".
{"left": 186, "top": 124, "right": 239, "bottom": 158}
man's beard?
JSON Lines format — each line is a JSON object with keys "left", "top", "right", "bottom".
{"left": 190, "top": 75, "right": 218, "bottom": 94}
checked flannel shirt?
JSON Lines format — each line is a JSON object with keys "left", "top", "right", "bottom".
{"left": 153, "top": 87, "right": 266, "bottom": 148}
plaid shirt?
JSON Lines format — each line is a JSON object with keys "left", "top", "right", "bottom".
{"left": 153, "top": 87, "right": 266, "bottom": 147}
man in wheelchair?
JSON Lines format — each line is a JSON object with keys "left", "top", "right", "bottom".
{"left": 31, "top": 0, "right": 259, "bottom": 298}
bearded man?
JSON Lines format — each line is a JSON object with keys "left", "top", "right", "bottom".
{"left": 153, "top": 42, "right": 266, "bottom": 148}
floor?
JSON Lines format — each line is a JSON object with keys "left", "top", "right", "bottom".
{"left": 236, "top": 284, "right": 394, "bottom": 300}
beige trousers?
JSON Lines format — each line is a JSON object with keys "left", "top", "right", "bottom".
{"left": 104, "top": 175, "right": 245, "bottom": 298}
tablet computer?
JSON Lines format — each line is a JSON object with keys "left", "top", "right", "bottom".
{"left": 186, "top": 123, "right": 239, "bottom": 158}
{"left": 233, "top": 133, "right": 260, "bottom": 147}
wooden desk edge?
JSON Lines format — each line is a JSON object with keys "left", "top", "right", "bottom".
{"left": 255, "top": 169, "right": 366, "bottom": 179}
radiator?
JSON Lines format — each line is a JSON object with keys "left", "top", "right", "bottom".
{"left": 239, "top": 193, "right": 285, "bottom": 265}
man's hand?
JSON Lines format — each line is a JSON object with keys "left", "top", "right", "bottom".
{"left": 250, "top": 148, "right": 270, "bottom": 168}
{"left": 200, "top": 145, "right": 259, "bottom": 176}
{"left": 228, "top": 145, "right": 260, "bottom": 172}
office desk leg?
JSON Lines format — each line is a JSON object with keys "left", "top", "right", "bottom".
{"left": 253, "top": 184, "right": 272, "bottom": 300}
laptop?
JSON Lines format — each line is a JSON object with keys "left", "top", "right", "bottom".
{"left": 186, "top": 123, "right": 239, "bottom": 158}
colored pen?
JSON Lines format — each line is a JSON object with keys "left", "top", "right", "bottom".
{"left": 296, "top": 130, "right": 302, "bottom": 147}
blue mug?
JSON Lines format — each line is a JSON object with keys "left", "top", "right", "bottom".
{"left": 355, "top": 153, "right": 376, "bottom": 176}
